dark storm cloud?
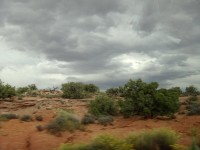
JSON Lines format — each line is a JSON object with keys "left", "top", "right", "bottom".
{"left": 0, "top": 0, "right": 200, "bottom": 89}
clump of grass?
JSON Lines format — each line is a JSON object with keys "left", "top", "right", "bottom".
{"left": 126, "top": 128, "right": 179, "bottom": 150}
{"left": 0, "top": 113, "right": 18, "bottom": 120}
{"left": 58, "top": 134, "right": 132, "bottom": 150}
{"left": 58, "top": 128, "right": 181, "bottom": 150}
{"left": 171, "top": 144, "right": 188, "bottom": 150}
{"left": 81, "top": 114, "right": 95, "bottom": 125}
{"left": 47, "top": 111, "right": 82, "bottom": 134}
{"left": 189, "top": 128, "right": 200, "bottom": 150}
{"left": 98, "top": 116, "right": 113, "bottom": 126}
{"left": 20, "top": 115, "right": 32, "bottom": 122}
{"left": 36, "top": 125, "right": 45, "bottom": 132}
{"left": 35, "top": 115, "right": 43, "bottom": 121}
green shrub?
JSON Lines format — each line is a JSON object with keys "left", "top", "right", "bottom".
{"left": 58, "top": 143, "right": 89, "bottom": 150}
{"left": 126, "top": 128, "right": 179, "bottom": 150}
{"left": 84, "top": 84, "right": 99, "bottom": 93}
{"left": 35, "top": 115, "right": 43, "bottom": 121}
{"left": 81, "top": 114, "right": 95, "bottom": 125}
{"left": 47, "top": 111, "right": 81, "bottom": 134}
{"left": 0, "top": 81, "right": 16, "bottom": 99}
{"left": 61, "top": 82, "right": 99, "bottom": 99}
{"left": 58, "top": 129, "right": 180, "bottom": 150}
{"left": 171, "top": 144, "right": 188, "bottom": 150}
{"left": 28, "top": 84, "right": 37, "bottom": 91}
{"left": 16, "top": 87, "right": 29, "bottom": 94}
{"left": 17, "top": 84, "right": 38, "bottom": 97}
{"left": 88, "top": 135, "right": 132, "bottom": 150}
{"left": 89, "top": 94, "right": 117, "bottom": 117}
{"left": 0, "top": 113, "right": 18, "bottom": 120}
{"left": 168, "top": 87, "right": 182, "bottom": 97}
{"left": 185, "top": 85, "right": 199, "bottom": 96}
{"left": 58, "top": 135, "right": 132, "bottom": 150}
{"left": 187, "top": 103, "right": 200, "bottom": 115}
{"left": 20, "top": 115, "right": 32, "bottom": 122}
{"left": 27, "top": 90, "right": 39, "bottom": 97}
{"left": 106, "top": 86, "right": 125, "bottom": 97}
{"left": 98, "top": 116, "right": 113, "bottom": 126}
{"left": 120, "top": 79, "right": 179, "bottom": 118}
{"left": 61, "top": 82, "right": 85, "bottom": 99}
{"left": 106, "top": 88, "right": 120, "bottom": 97}
{"left": 119, "top": 99, "right": 134, "bottom": 118}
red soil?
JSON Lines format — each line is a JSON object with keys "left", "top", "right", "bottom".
{"left": 0, "top": 97, "right": 199, "bottom": 150}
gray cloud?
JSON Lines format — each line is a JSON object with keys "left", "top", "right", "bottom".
{"left": 0, "top": 0, "right": 200, "bottom": 89}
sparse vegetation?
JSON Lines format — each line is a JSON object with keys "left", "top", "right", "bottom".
{"left": 58, "top": 128, "right": 180, "bottom": 150}
{"left": 16, "top": 86, "right": 29, "bottom": 95}
{"left": 47, "top": 111, "right": 82, "bottom": 134}
{"left": 187, "top": 102, "right": 200, "bottom": 115}
{"left": 98, "top": 116, "right": 113, "bottom": 126}
{"left": 0, "top": 80, "right": 16, "bottom": 99}
{"left": 1, "top": 78, "right": 200, "bottom": 149}
{"left": 81, "top": 114, "right": 95, "bottom": 125}
{"left": 58, "top": 134, "right": 132, "bottom": 150}
{"left": 84, "top": 83, "right": 99, "bottom": 93}
{"left": 61, "top": 82, "right": 85, "bottom": 99}
{"left": 189, "top": 128, "right": 200, "bottom": 150}
{"left": 35, "top": 115, "right": 43, "bottom": 121}
{"left": 106, "top": 87, "right": 120, "bottom": 97}
{"left": 20, "top": 115, "right": 32, "bottom": 122}
{"left": 89, "top": 94, "right": 118, "bottom": 117}
{"left": 27, "top": 90, "right": 39, "bottom": 97}
{"left": 61, "top": 82, "right": 99, "bottom": 99}
{"left": 0, "top": 113, "right": 18, "bottom": 120}
{"left": 106, "top": 86, "right": 125, "bottom": 97}
{"left": 185, "top": 86, "right": 199, "bottom": 96}
{"left": 126, "top": 128, "right": 179, "bottom": 150}
{"left": 17, "top": 84, "right": 39, "bottom": 97}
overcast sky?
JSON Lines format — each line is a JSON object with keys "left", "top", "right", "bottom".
{"left": 0, "top": 0, "right": 200, "bottom": 90}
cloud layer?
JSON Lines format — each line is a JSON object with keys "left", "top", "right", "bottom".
{"left": 0, "top": 0, "right": 200, "bottom": 89}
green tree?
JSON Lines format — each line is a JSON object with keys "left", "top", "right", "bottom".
{"left": 16, "top": 87, "right": 29, "bottom": 94}
{"left": 84, "top": 83, "right": 99, "bottom": 93}
{"left": 106, "top": 87, "right": 119, "bottom": 97}
{"left": 168, "top": 87, "right": 182, "bottom": 96}
{"left": 120, "top": 79, "right": 179, "bottom": 118}
{"left": 0, "top": 80, "right": 16, "bottom": 99}
{"left": 185, "top": 85, "right": 199, "bottom": 96}
{"left": 28, "top": 84, "right": 37, "bottom": 91}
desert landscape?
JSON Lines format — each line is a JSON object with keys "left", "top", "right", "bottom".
{"left": 0, "top": 1, "right": 200, "bottom": 150}
{"left": 0, "top": 90, "right": 200, "bottom": 150}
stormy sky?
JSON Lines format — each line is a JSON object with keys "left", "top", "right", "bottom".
{"left": 0, "top": 0, "right": 200, "bottom": 90}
